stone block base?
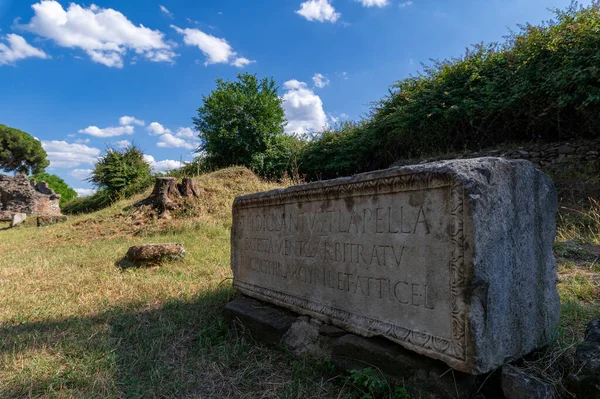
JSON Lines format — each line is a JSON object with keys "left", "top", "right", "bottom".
{"left": 224, "top": 295, "right": 505, "bottom": 398}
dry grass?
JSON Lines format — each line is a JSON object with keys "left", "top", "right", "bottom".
{"left": 0, "top": 167, "right": 599, "bottom": 398}
{"left": 517, "top": 197, "right": 600, "bottom": 397}
{"left": 0, "top": 168, "right": 350, "bottom": 398}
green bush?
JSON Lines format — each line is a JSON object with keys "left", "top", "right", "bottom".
{"left": 300, "top": 2, "right": 600, "bottom": 180}
{"left": 30, "top": 172, "right": 77, "bottom": 205}
{"left": 88, "top": 145, "right": 153, "bottom": 199}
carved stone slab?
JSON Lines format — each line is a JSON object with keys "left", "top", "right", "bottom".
{"left": 231, "top": 158, "right": 560, "bottom": 374}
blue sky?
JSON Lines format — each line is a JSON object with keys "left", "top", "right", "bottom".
{"left": 0, "top": 0, "right": 589, "bottom": 195}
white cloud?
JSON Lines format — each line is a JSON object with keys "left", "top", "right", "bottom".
{"left": 74, "top": 138, "right": 90, "bottom": 144}
{"left": 74, "top": 188, "right": 96, "bottom": 197}
{"left": 282, "top": 79, "right": 328, "bottom": 134}
{"left": 157, "top": 133, "right": 196, "bottom": 149}
{"left": 147, "top": 121, "right": 171, "bottom": 135}
{"left": 399, "top": 1, "right": 413, "bottom": 7}
{"left": 143, "top": 154, "right": 183, "bottom": 173}
{"left": 21, "top": 1, "right": 176, "bottom": 68}
{"left": 171, "top": 25, "right": 254, "bottom": 67}
{"left": 174, "top": 127, "right": 196, "bottom": 139}
{"left": 312, "top": 73, "right": 330, "bottom": 88}
{"left": 119, "top": 116, "right": 145, "bottom": 126}
{"left": 79, "top": 125, "right": 135, "bottom": 138}
{"left": 70, "top": 168, "right": 93, "bottom": 180}
{"left": 357, "top": 0, "right": 389, "bottom": 7}
{"left": 231, "top": 56, "right": 255, "bottom": 68}
{"left": 0, "top": 33, "right": 49, "bottom": 65}
{"left": 114, "top": 139, "right": 131, "bottom": 149}
{"left": 296, "top": 0, "right": 340, "bottom": 23}
{"left": 41, "top": 141, "right": 101, "bottom": 168}
{"left": 159, "top": 5, "right": 173, "bottom": 18}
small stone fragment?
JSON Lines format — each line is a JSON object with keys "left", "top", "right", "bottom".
{"left": 281, "top": 317, "right": 322, "bottom": 356}
{"left": 124, "top": 243, "right": 185, "bottom": 266}
{"left": 10, "top": 213, "right": 26, "bottom": 227}
{"left": 501, "top": 365, "right": 554, "bottom": 399}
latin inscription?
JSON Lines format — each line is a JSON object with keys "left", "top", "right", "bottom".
{"left": 233, "top": 186, "right": 454, "bottom": 340}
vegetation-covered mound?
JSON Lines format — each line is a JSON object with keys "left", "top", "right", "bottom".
{"left": 299, "top": 3, "right": 600, "bottom": 180}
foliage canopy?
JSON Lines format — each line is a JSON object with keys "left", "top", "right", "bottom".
{"left": 193, "top": 73, "right": 295, "bottom": 177}
{"left": 0, "top": 124, "right": 49, "bottom": 174}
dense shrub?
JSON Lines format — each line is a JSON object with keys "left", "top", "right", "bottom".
{"left": 88, "top": 145, "right": 153, "bottom": 199}
{"left": 299, "top": 2, "right": 600, "bottom": 180}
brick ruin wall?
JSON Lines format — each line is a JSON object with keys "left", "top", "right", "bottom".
{"left": 0, "top": 173, "right": 62, "bottom": 220}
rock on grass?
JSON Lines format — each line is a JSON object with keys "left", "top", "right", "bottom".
{"left": 121, "top": 243, "right": 185, "bottom": 267}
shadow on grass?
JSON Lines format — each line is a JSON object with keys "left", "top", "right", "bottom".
{"left": 0, "top": 286, "right": 242, "bottom": 398}
{"left": 0, "top": 286, "right": 339, "bottom": 398}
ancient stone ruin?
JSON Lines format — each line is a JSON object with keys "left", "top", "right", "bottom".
{"left": 226, "top": 157, "right": 560, "bottom": 396}
{"left": 0, "top": 173, "right": 62, "bottom": 221}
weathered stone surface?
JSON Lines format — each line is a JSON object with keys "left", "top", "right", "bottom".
{"left": 0, "top": 173, "right": 62, "bottom": 216}
{"left": 124, "top": 243, "right": 185, "bottom": 265}
{"left": 501, "top": 365, "right": 554, "bottom": 399}
{"left": 37, "top": 215, "right": 68, "bottom": 227}
{"left": 223, "top": 295, "right": 297, "bottom": 343}
{"left": 10, "top": 213, "right": 26, "bottom": 227}
{"left": 281, "top": 316, "right": 323, "bottom": 356}
{"left": 231, "top": 158, "right": 559, "bottom": 374}
{"left": 569, "top": 318, "right": 600, "bottom": 397}
{"left": 319, "top": 324, "right": 348, "bottom": 337}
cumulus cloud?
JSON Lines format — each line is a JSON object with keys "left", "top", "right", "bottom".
{"left": 114, "top": 139, "right": 131, "bottom": 149}
{"left": 70, "top": 168, "right": 92, "bottom": 180}
{"left": 296, "top": 0, "right": 340, "bottom": 23}
{"left": 78, "top": 125, "right": 134, "bottom": 138}
{"left": 0, "top": 34, "right": 49, "bottom": 65}
{"left": 74, "top": 188, "right": 96, "bottom": 197}
{"left": 357, "top": 0, "right": 389, "bottom": 7}
{"left": 282, "top": 79, "right": 328, "bottom": 134}
{"left": 147, "top": 121, "right": 171, "bottom": 135}
{"left": 399, "top": 1, "right": 413, "bottom": 7}
{"left": 156, "top": 127, "right": 199, "bottom": 150}
{"left": 312, "top": 73, "right": 330, "bottom": 88}
{"left": 143, "top": 154, "right": 183, "bottom": 173}
{"left": 119, "top": 116, "right": 145, "bottom": 126}
{"left": 21, "top": 1, "right": 176, "bottom": 68}
{"left": 156, "top": 133, "right": 196, "bottom": 149}
{"left": 171, "top": 25, "right": 254, "bottom": 67}
{"left": 159, "top": 5, "right": 173, "bottom": 18}
{"left": 41, "top": 141, "right": 101, "bottom": 168}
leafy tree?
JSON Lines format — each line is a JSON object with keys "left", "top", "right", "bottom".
{"left": 31, "top": 172, "right": 78, "bottom": 205}
{"left": 193, "top": 73, "right": 287, "bottom": 170}
{"left": 0, "top": 124, "right": 49, "bottom": 174}
{"left": 88, "top": 145, "right": 153, "bottom": 199}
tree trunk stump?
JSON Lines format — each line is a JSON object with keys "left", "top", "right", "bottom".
{"left": 151, "top": 177, "right": 181, "bottom": 211}
{"left": 178, "top": 177, "right": 203, "bottom": 197}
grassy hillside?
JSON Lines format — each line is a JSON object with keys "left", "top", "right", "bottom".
{"left": 0, "top": 167, "right": 598, "bottom": 397}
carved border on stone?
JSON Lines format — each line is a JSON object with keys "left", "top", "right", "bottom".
{"left": 233, "top": 171, "right": 468, "bottom": 363}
